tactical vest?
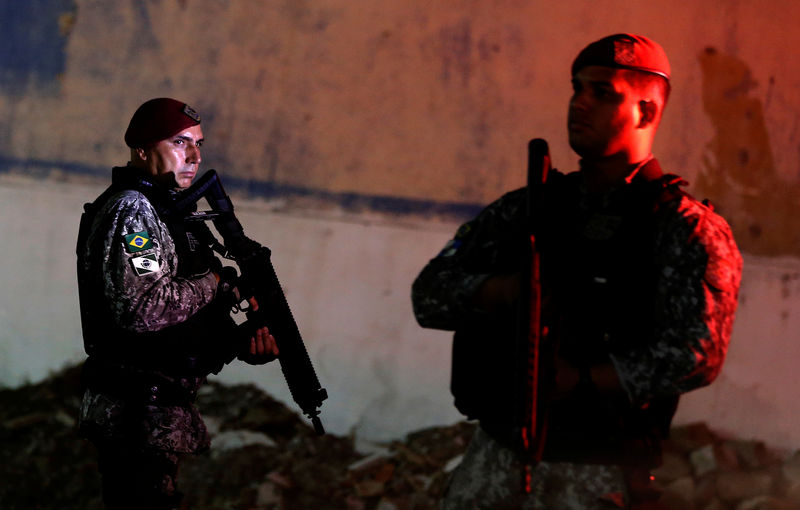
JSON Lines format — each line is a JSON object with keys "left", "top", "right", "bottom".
{"left": 76, "top": 167, "right": 238, "bottom": 379}
{"left": 452, "top": 160, "right": 684, "bottom": 467}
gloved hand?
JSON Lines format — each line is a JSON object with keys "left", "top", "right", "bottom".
{"left": 214, "top": 265, "right": 241, "bottom": 305}
{"left": 470, "top": 273, "right": 521, "bottom": 313}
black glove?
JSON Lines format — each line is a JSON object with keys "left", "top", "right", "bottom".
{"left": 215, "top": 265, "right": 242, "bottom": 306}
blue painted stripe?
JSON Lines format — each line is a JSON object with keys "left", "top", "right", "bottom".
{"left": 0, "top": 0, "right": 76, "bottom": 93}
{"left": 0, "top": 155, "right": 484, "bottom": 220}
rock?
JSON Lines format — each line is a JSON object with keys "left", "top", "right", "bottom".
{"left": 735, "top": 495, "right": 796, "bottom": 510}
{"left": 694, "top": 476, "right": 719, "bottom": 508}
{"left": 266, "top": 470, "right": 293, "bottom": 489}
{"left": 353, "top": 436, "right": 393, "bottom": 456}
{"left": 714, "top": 440, "right": 742, "bottom": 471}
{"left": 660, "top": 476, "right": 697, "bottom": 510}
{"left": 669, "top": 422, "right": 718, "bottom": 454}
{"left": 375, "top": 498, "right": 400, "bottom": 510}
{"left": 653, "top": 449, "right": 692, "bottom": 483}
{"left": 701, "top": 497, "right": 727, "bottom": 510}
{"left": 691, "top": 444, "right": 718, "bottom": 477}
{"left": 348, "top": 451, "right": 395, "bottom": 473}
{"left": 717, "top": 471, "right": 774, "bottom": 502}
{"left": 355, "top": 479, "right": 386, "bottom": 498}
{"left": 443, "top": 453, "right": 464, "bottom": 473}
{"left": 3, "top": 412, "right": 50, "bottom": 430}
{"left": 725, "top": 440, "right": 774, "bottom": 470}
{"left": 210, "top": 429, "right": 278, "bottom": 452}
{"left": 345, "top": 495, "right": 367, "bottom": 510}
{"left": 255, "top": 480, "right": 281, "bottom": 507}
{"left": 781, "top": 451, "right": 800, "bottom": 484}
{"left": 784, "top": 481, "right": 800, "bottom": 506}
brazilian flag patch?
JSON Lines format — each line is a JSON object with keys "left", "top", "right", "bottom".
{"left": 125, "top": 230, "right": 153, "bottom": 253}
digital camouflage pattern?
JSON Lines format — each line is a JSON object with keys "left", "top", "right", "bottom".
{"left": 78, "top": 179, "right": 218, "bottom": 454}
{"left": 412, "top": 160, "right": 743, "bottom": 508}
{"left": 79, "top": 389, "right": 210, "bottom": 453}
{"left": 443, "top": 428, "right": 628, "bottom": 510}
{"left": 412, "top": 162, "right": 742, "bottom": 403}
{"left": 82, "top": 188, "right": 217, "bottom": 333}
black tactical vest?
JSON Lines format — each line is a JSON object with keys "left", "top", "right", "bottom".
{"left": 452, "top": 161, "right": 684, "bottom": 467}
{"left": 76, "top": 167, "right": 238, "bottom": 378}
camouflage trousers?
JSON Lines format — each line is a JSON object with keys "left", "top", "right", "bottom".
{"left": 442, "top": 427, "right": 629, "bottom": 510}
{"left": 94, "top": 440, "right": 184, "bottom": 510}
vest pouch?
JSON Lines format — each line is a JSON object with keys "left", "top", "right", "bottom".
{"left": 451, "top": 311, "right": 518, "bottom": 431}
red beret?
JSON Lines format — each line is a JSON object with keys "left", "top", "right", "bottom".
{"left": 124, "top": 97, "right": 201, "bottom": 148}
{"left": 571, "top": 34, "right": 670, "bottom": 81}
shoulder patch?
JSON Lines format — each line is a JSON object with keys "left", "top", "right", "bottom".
{"left": 131, "top": 254, "right": 160, "bottom": 276}
{"left": 437, "top": 238, "right": 462, "bottom": 257}
{"left": 125, "top": 230, "right": 153, "bottom": 253}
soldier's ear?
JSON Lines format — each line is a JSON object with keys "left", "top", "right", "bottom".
{"left": 638, "top": 100, "right": 658, "bottom": 128}
{"left": 135, "top": 147, "right": 148, "bottom": 161}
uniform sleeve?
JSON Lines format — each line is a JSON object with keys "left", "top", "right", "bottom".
{"left": 411, "top": 189, "right": 527, "bottom": 331}
{"left": 88, "top": 190, "right": 218, "bottom": 333}
{"left": 609, "top": 197, "right": 743, "bottom": 403}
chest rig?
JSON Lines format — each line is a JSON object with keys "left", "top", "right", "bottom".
{"left": 540, "top": 164, "right": 683, "bottom": 362}
{"left": 454, "top": 161, "right": 686, "bottom": 466}
{"left": 537, "top": 162, "right": 685, "bottom": 465}
{"left": 76, "top": 168, "right": 230, "bottom": 370}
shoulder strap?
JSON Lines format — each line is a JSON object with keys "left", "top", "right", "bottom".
{"left": 631, "top": 159, "right": 689, "bottom": 212}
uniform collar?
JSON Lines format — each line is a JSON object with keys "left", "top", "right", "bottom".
{"left": 627, "top": 156, "right": 663, "bottom": 184}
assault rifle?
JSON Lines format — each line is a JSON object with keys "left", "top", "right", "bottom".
{"left": 517, "top": 138, "right": 551, "bottom": 488}
{"left": 177, "top": 170, "right": 328, "bottom": 435}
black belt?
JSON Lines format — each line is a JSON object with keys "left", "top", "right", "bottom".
{"left": 82, "top": 358, "right": 199, "bottom": 406}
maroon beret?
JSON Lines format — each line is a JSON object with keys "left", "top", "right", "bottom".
{"left": 124, "top": 97, "right": 201, "bottom": 148}
{"left": 571, "top": 34, "right": 671, "bottom": 80}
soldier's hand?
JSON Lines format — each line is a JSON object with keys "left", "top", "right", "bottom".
{"left": 239, "top": 297, "right": 280, "bottom": 365}
{"left": 551, "top": 355, "right": 581, "bottom": 401}
{"left": 250, "top": 326, "right": 279, "bottom": 358}
{"left": 470, "top": 273, "right": 521, "bottom": 313}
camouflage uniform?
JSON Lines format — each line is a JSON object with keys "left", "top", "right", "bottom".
{"left": 77, "top": 166, "right": 240, "bottom": 508}
{"left": 412, "top": 160, "right": 742, "bottom": 509}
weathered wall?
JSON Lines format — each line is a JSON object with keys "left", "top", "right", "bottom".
{"left": 2, "top": 0, "right": 800, "bottom": 445}
{"left": 4, "top": 0, "right": 800, "bottom": 252}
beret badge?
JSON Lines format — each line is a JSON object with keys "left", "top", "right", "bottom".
{"left": 182, "top": 104, "right": 201, "bottom": 122}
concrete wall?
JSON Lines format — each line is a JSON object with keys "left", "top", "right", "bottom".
{"left": 2, "top": 0, "right": 800, "bottom": 446}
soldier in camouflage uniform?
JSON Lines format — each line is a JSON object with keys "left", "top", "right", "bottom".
{"left": 77, "top": 98, "right": 280, "bottom": 509}
{"left": 411, "top": 35, "right": 742, "bottom": 509}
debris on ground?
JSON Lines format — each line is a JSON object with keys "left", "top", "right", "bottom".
{"left": 1, "top": 364, "right": 798, "bottom": 509}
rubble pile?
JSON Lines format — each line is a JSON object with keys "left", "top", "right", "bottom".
{"left": 0, "top": 364, "right": 474, "bottom": 510}
{"left": 1, "top": 364, "right": 799, "bottom": 509}
{"left": 653, "top": 422, "right": 800, "bottom": 510}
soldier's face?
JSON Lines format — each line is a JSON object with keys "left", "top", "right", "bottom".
{"left": 139, "top": 125, "right": 204, "bottom": 189}
{"left": 567, "top": 66, "right": 642, "bottom": 159}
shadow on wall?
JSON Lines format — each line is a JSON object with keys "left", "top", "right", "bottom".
{"left": 697, "top": 47, "right": 800, "bottom": 257}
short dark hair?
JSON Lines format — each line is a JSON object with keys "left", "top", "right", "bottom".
{"left": 623, "top": 69, "right": 671, "bottom": 107}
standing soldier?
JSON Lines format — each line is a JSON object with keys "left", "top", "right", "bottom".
{"left": 77, "top": 98, "right": 279, "bottom": 509}
{"left": 412, "top": 34, "right": 742, "bottom": 509}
